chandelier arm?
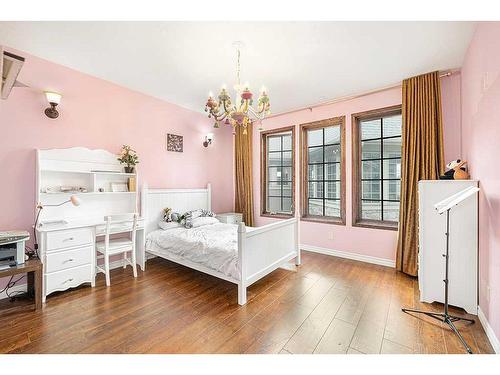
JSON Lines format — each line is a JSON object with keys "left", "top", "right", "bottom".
{"left": 210, "top": 109, "right": 226, "bottom": 121}
{"left": 222, "top": 100, "right": 232, "bottom": 115}
{"left": 248, "top": 106, "right": 265, "bottom": 117}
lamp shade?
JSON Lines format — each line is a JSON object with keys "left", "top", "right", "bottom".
{"left": 69, "top": 195, "right": 81, "bottom": 206}
{"left": 45, "top": 91, "right": 62, "bottom": 105}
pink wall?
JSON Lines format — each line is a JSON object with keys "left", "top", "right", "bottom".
{"left": 254, "top": 74, "right": 462, "bottom": 262}
{"left": 0, "top": 48, "right": 234, "bottom": 289}
{"left": 461, "top": 22, "right": 500, "bottom": 342}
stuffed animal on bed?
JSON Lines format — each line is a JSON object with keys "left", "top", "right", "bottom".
{"left": 439, "top": 159, "right": 469, "bottom": 180}
{"left": 163, "top": 208, "right": 182, "bottom": 223}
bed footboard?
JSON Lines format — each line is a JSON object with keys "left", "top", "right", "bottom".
{"left": 237, "top": 217, "right": 299, "bottom": 305}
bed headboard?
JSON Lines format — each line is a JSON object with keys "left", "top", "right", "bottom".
{"left": 141, "top": 183, "right": 212, "bottom": 235}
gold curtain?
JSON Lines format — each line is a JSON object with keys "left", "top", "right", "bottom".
{"left": 234, "top": 123, "right": 254, "bottom": 226}
{"left": 396, "top": 71, "right": 445, "bottom": 276}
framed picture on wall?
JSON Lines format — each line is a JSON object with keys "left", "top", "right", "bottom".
{"left": 166, "top": 133, "right": 183, "bottom": 152}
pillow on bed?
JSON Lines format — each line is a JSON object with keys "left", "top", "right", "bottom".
{"left": 158, "top": 221, "right": 182, "bottom": 230}
{"left": 190, "top": 216, "right": 219, "bottom": 228}
{"left": 182, "top": 209, "right": 216, "bottom": 228}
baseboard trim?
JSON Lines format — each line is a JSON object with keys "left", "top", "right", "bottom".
{"left": 478, "top": 306, "right": 500, "bottom": 354}
{"left": 301, "top": 244, "right": 395, "bottom": 268}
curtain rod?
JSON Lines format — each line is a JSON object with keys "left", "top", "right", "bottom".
{"left": 266, "top": 69, "right": 460, "bottom": 119}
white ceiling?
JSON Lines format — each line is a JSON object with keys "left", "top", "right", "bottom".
{"left": 0, "top": 22, "right": 475, "bottom": 114}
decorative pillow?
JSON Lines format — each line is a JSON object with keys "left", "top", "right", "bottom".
{"left": 158, "top": 221, "right": 182, "bottom": 230}
{"left": 191, "top": 216, "right": 219, "bottom": 228}
{"left": 163, "top": 207, "right": 183, "bottom": 223}
{"left": 170, "top": 212, "right": 182, "bottom": 223}
{"left": 182, "top": 209, "right": 217, "bottom": 228}
{"left": 163, "top": 207, "right": 173, "bottom": 222}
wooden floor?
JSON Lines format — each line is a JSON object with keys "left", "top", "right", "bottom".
{"left": 0, "top": 251, "right": 494, "bottom": 354}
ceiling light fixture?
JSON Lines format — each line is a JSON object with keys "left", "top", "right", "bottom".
{"left": 204, "top": 41, "right": 270, "bottom": 135}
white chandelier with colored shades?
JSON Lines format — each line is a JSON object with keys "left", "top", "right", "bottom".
{"left": 204, "top": 42, "right": 271, "bottom": 135}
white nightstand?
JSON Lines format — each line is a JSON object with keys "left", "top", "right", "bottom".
{"left": 216, "top": 212, "right": 243, "bottom": 224}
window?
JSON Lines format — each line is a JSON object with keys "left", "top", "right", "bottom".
{"left": 352, "top": 106, "right": 402, "bottom": 230}
{"left": 300, "top": 117, "right": 345, "bottom": 224}
{"left": 261, "top": 126, "right": 295, "bottom": 217}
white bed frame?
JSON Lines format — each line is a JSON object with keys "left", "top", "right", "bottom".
{"left": 141, "top": 183, "right": 300, "bottom": 305}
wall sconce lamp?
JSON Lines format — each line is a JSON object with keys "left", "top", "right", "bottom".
{"left": 203, "top": 133, "right": 214, "bottom": 147}
{"left": 44, "top": 91, "right": 62, "bottom": 119}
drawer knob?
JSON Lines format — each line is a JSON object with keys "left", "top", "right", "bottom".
{"left": 64, "top": 258, "right": 75, "bottom": 263}
{"left": 63, "top": 278, "right": 74, "bottom": 284}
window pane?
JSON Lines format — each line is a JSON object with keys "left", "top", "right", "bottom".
{"left": 325, "top": 126, "right": 340, "bottom": 144}
{"left": 308, "top": 199, "right": 323, "bottom": 216}
{"left": 382, "top": 115, "right": 402, "bottom": 137}
{"left": 361, "top": 119, "right": 381, "bottom": 140}
{"left": 361, "top": 139, "right": 381, "bottom": 160}
{"left": 307, "top": 129, "right": 323, "bottom": 147}
{"left": 282, "top": 151, "right": 293, "bottom": 166}
{"left": 268, "top": 136, "right": 281, "bottom": 151}
{"left": 361, "top": 200, "right": 382, "bottom": 220}
{"left": 268, "top": 166, "right": 281, "bottom": 181}
{"left": 383, "top": 137, "right": 401, "bottom": 158}
{"left": 325, "top": 163, "right": 340, "bottom": 180}
{"left": 383, "top": 180, "right": 401, "bottom": 201}
{"left": 308, "top": 146, "right": 323, "bottom": 163}
{"left": 282, "top": 166, "right": 293, "bottom": 182}
{"left": 383, "top": 159, "right": 401, "bottom": 179}
{"left": 325, "top": 200, "right": 340, "bottom": 217}
{"left": 282, "top": 198, "right": 293, "bottom": 213}
{"left": 325, "top": 144, "right": 340, "bottom": 162}
{"left": 267, "top": 197, "right": 281, "bottom": 212}
{"left": 325, "top": 181, "right": 340, "bottom": 199}
{"left": 268, "top": 181, "right": 281, "bottom": 196}
{"left": 362, "top": 160, "right": 381, "bottom": 179}
{"left": 283, "top": 182, "right": 293, "bottom": 197}
{"left": 308, "top": 182, "right": 323, "bottom": 198}
{"left": 282, "top": 134, "right": 292, "bottom": 151}
{"left": 308, "top": 164, "right": 323, "bottom": 180}
{"left": 268, "top": 151, "right": 281, "bottom": 166}
{"left": 383, "top": 201, "right": 400, "bottom": 222}
{"left": 362, "top": 181, "right": 381, "bottom": 200}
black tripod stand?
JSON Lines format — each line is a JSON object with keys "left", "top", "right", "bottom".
{"left": 402, "top": 208, "right": 475, "bottom": 354}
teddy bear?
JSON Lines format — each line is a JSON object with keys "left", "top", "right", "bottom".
{"left": 439, "top": 159, "right": 470, "bottom": 180}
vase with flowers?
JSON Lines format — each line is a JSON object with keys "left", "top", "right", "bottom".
{"left": 118, "top": 145, "right": 139, "bottom": 173}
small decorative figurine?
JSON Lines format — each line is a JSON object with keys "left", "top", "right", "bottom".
{"left": 440, "top": 159, "right": 470, "bottom": 180}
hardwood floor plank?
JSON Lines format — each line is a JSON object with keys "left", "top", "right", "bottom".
{"left": 284, "top": 287, "right": 347, "bottom": 353}
{"left": 0, "top": 252, "right": 494, "bottom": 354}
{"left": 380, "top": 339, "right": 414, "bottom": 354}
{"left": 349, "top": 318, "right": 385, "bottom": 354}
{"left": 314, "top": 318, "right": 357, "bottom": 354}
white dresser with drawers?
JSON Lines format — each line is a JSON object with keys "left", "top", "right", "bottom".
{"left": 37, "top": 226, "right": 95, "bottom": 301}
{"left": 216, "top": 212, "right": 243, "bottom": 224}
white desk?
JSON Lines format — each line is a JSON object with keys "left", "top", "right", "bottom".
{"left": 36, "top": 217, "right": 145, "bottom": 302}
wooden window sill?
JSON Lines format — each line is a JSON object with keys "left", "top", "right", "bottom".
{"left": 261, "top": 213, "right": 294, "bottom": 220}
{"left": 300, "top": 216, "right": 346, "bottom": 226}
{"left": 352, "top": 220, "right": 398, "bottom": 231}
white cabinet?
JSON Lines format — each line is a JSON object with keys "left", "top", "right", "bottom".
{"left": 418, "top": 180, "right": 478, "bottom": 314}
{"left": 217, "top": 212, "right": 243, "bottom": 224}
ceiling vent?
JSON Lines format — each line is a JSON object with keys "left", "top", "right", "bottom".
{"left": 1, "top": 47, "right": 26, "bottom": 100}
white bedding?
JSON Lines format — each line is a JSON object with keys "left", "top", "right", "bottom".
{"left": 146, "top": 223, "right": 254, "bottom": 280}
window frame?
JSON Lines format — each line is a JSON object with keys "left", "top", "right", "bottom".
{"left": 299, "top": 116, "right": 346, "bottom": 225}
{"left": 260, "top": 126, "right": 296, "bottom": 219}
{"left": 351, "top": 105, "right": 402, "bottom": 231}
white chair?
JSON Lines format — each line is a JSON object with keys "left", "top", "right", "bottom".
{"left": 95, "top": 213, "right": 138, "bottom": 286}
